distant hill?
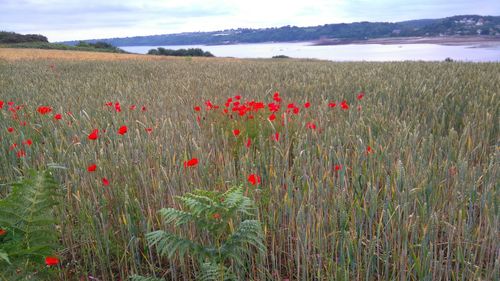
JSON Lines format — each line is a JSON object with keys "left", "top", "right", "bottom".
{"left": 60, "top": 15, "right": 500, "bottom": 47}
{"left": 1, "top": 32, "right": 126, "bottom": 53}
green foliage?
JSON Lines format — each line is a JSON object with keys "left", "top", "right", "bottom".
{"left": 0, "top": 31, "right": 48, "bottom": 44}
{"left": 147, "top": 47, "right": 214, "bottom": 57}
{"left": 0, "top": 170, "right": 61, "bottom": 279}
{"left": 75, "top": 40, "right": 125, "bottom": 52}
{"left": 139, "top": 187, "right": 265, "bottom": 280}
{"left": 272, "top": 55, "right": 290, "bottom": 59}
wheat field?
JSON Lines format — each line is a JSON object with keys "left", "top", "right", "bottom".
{"left": 0, "top": 50, "right": 499, "bottom": 280}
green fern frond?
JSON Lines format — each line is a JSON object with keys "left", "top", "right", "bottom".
{"left": 222, "top": 188, "right": 255, "bottom": 217}
{"left": 220, "top": 220, "right": 265, "bottom": 259}
{"left": 146, "top": 230, "right": 205, "bottom": 259}
{"left": 178, "top": 196, "right": 214, "bottom": 216}
{"left": 158, "top": 208, "right": 194, "bottom": 227}
{"left": 0, "top": 250, "right": 10, "bottom": 264}
{"left": 197, "top": 262, "right": 236, "bottom": 281}
{"left": 0, "top": 170, "right": 60, "bottom": 275}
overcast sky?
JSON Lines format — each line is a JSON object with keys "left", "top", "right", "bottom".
{"left": 1, "top": 0, "right": 499, "bottom": 42}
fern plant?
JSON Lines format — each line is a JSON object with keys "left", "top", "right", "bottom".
{"left": 0, "top": 170, "right": 61, "bottom": 280}
{"left": 135, "top": 186, "right": 265, "bottom": 281}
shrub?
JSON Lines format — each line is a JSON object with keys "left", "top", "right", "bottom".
{"left": 147, "top": 48, "right": 214, "bottom": 57}
{"left": 272, "top": 55, "right": 290, "bottom": 59}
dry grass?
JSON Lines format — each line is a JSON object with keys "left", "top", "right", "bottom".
{"left": 0, "top": 48, "right": 232, "bottom": 62}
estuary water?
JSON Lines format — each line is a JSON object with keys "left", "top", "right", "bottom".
{"left": 122, "top": 42, "right": 500, "bottom": 62}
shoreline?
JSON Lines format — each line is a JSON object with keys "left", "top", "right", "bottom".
{"left": 118, "top": 36, "right": 500, "bottom": 49}
{"left": 311, "top": 36, "right": 500, "bottom": 47}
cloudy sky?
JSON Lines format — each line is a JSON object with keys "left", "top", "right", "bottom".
{"left": 1, "top": 0, "right": 499, "bottom": 42}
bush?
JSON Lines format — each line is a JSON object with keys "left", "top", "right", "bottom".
{"left": 272, "top": 55, "right": 290, "bottom": 59}
{"left": 147, "top": 47, "right": 214, "bottom": 57}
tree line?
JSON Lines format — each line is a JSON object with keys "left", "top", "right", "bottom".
{"left": 0, "top": 31, "right": 48, "bottom": 44}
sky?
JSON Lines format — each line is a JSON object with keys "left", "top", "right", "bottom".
{"left": 1, "top": 0, "right": 499, "bottom": 42}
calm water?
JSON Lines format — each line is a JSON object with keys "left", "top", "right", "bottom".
{"left": 122, "top": 42, "right": 500, "bottom": 62}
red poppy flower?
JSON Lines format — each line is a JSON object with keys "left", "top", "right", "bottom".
{"left": 194, "top": 106, "right": 201, "bottom": 112}
{"left": 212, "top": 213, "right": 221, "bottom": 220}
{"left": 304, "top": 102, "right": 310, "bottom": 108}
{"left": 334, "top": 165, "right": 342, "bottom": 171}
{"left": 0, "top": 229, "right": 6, "bottom": 236}
{"left": 54, "top": 113, "right": 62, "bottom": 120}
{"left": 268, "top": 114, "right": 276, "bottom": 121}
{"left": 118, "top": 125, "right": 128, "bottom": 135}
{"left": 367, "top": 145, "right": 373, "bottom": 153}
{"left": 306, "top": 122, "right": 316, "bottom": 129}
{"left": 141, "top": 106, "right": 147, "bottom": 112}
{"left": 0, "top": 100, "right": 4, "bottom": 109}
{"left": 268, "top": 103, "right": 280, "bottom": 112}
{"left": 184, "top": 158, "right": 199, "bottom": 168}
{"left": 37, "top": 106, "right": 52, "bottom": 115}
{"left": 102, "top": 178, "right": 109, "bottom": 186}
{"left": 105, "top": 102, "right": 113, "bottom": 107}
{"left": 115, "top": 102, "right": 121, "bottom": 112}
{"left": 246, "top": 138, "right": 251, "bottom": 148}
{"left": 16, "top": 150, "right": 26, "bottom": 158}
{"left": 88, "top": 129, "right": 98, "bottom": 140}
{"left": 273, "top": 133, "right": 280, "bottom": 142}
{"left": 7, "top": 127, "right": 14, "bottom": 133}
{"left": 45, "top": 256, "right": 59, "bottom": 266}
{"left": 145, "top": 128, "right": 153, "bottom": 133}
{"left": 247, "top": 174, "right": 261, "bottom": 185}
{"left": 9, "top": 143, "right": 17, "bottom": 150}
{"left": 328, "top": 102, "right": 336, "bottom": 108}
{"left": 340, "top": 100, "right": 349, "bottom": 110}
{"left": 232, "top": 129, "right": 240, "bottom": 137}
{"left": 293, "top": 107, "right": 300, "bottom": 114}
{"left": 234, "top": 95, "right": 241, "bottom": 100}
{"left": 273, "top": 92, "right": 282, "bottom": 102}
{"left": 22, "top": 139, "right": 32, "bottom": 146}
{"left": 357, "top": 92, "right": 365, "bottom": 100}
{"left": 87, "top": 164, "right": 97, "bottom": 172}
{"left": 129, "top": 105, "right": 136, "bottom": 110}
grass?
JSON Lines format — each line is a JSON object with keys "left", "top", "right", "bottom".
{"left": 0, "top": 50, "right": 498, "bottom": 280}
